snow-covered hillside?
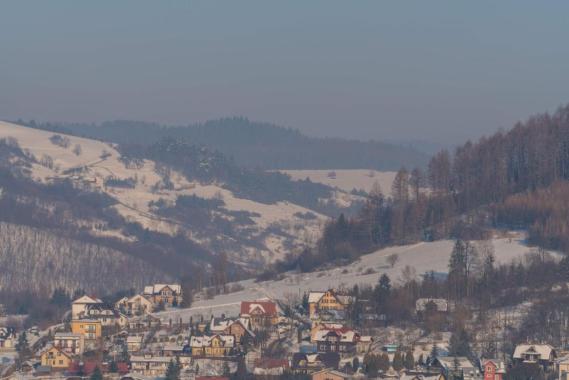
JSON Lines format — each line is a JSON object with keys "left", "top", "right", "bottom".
{"left": 280, "top": 169, "right": 397, "bottom": 194}
{"left": 0, "top": 121, "right": 329, "bottom": 265}
{"left": 154, "top": 231, "right": 553, "bottom": 321}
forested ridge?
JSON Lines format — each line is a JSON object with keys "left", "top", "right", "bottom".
{"left": 19, "top": 117, "right": 428, "bottom": 170}
{"left": 285, "top": 105, "right": 569, "bottom": 272}
{"left": 0, "top": 222, "right": 167, "bottom": 295}
{"left": 120, "top": 137, "right": 337, "bottom": 210}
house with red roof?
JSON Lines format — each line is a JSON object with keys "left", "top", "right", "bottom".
{"left": 240, "top": 300, "right": 278, "bottom": 329}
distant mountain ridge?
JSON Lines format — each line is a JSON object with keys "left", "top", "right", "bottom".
{"left": 19, "top": 117, "right": 428, "bottom": 170}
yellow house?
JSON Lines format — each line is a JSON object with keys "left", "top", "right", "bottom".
{"left": 189, "top": 335, "right": 234, "bottom": 357}
{"left": 71, "top": 319, "right": 102, "bottom": 341}
{"left": 41, "top": 346, "right": 73, "bottom": 369}
{"left": 308, "top": 290, "right": 351, "bottom": 319}
{"left": 559, "top": 357, "right": 569, "bottom": 380}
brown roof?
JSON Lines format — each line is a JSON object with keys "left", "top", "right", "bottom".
{"left": 240, "top": 301, "right": 277, "bottom": 317}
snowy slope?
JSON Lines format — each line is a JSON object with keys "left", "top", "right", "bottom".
{"left": 0, "top": 121, "right": 328, "bottom": 264}
{"left": 153, "top": 230, "right": 552, "bottom": 322}
{"left": 280, "top": 169, "right": 397, "bottom": 193}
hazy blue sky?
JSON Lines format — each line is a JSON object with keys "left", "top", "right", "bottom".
{"left": 1, "top": 1, "right": 569, "bottom": 144}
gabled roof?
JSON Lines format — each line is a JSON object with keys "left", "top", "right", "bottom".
{"left": 128, "top": 294, "right": 154, "bottom": 304}
{"left": 143, "top": 284, "right": 181, "bottom": 295}
{"left": 308, "top": 290, "right": 352, "bottom": 305}
{"left": 210, "top": 317, "right": 255, "bottom": 337}
{"left": 41, "top": 345, "right": 73, "bottom": 360}
{"left": 434, "top": 356, "right": 476, "bottom": 371}
{"left": 72, "top": 295, "right": 103, "bottom": 305}
{"left": 308, "top": 292, "right": 326, "bottom": 303}
{"left": 240, "top": 300, "right": 277, "bottom": 317}
{"left": 483, "top": 359, "right": 507, "bottom": 373}
{"left": 513, "top": 344, "right": 555, "bottom": 360}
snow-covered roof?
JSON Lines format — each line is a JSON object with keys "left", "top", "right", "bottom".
{"left": 128, "top": 294, "right": 153, "bottom": 304}
{"left": 210, "top": 318, "right": 232, "bottom": 332}
{"left": 162, "top": 344, "right": 184, "bottom": 352}
{"left": 127, "top": 336, "right": 143, "bottom": 343}
{"left": 314, "top": 329, "right": 359, "bottom": 343}
{"left": 513, "top": 344, "right": 555, "bottom": 360}
{"left": 556, "top": 355, "right": 569, "bottom": 366}
{"left": 130, "top": 355, "right": 171, "bottom": 363}
{"left": 143, "top": 284, "right": 181, "bottom": 295}
{"left": 240, "top": 300, "right": 277, "bottom": 317}
{"left": 72, "top": 295, "right": 103, "bottom": 305}
{"left": 308, "top": 292, "right": 325, "bottom": 303}
{"left": 209, "top": 317, "right": 255, "bottom": 337}
{"left": 307, "top": 290, "right": 351, "bottom": 305}
{"left": 435, "top": 356, "right": 476, "bottom": 371}
{"left": 189, "top": 335, "right": 234, "bottom": 348}
{"left": 54, "top": 332, "right": 82, "bottom": 339}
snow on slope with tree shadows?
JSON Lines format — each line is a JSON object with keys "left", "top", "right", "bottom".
{"left": 154, "top": 230, "right": 555, "bottom": 321}
{"left": 0, "top": 121, "right": 334, "bottom": 266}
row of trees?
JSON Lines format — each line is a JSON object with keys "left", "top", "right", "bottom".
{"left": 288, "top": 105, "right": 569, "bottom": 273}
{"left": 350, "top": 239, "right": 562, "bottom": 325}
{"left": 363, "top": 349, "right": 415, "bottom": 376}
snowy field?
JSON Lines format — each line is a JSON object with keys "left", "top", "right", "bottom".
{"left": 280, "top": 169, "right": 397, "bottom": 194}
{"left": 154, "top": 231, "right": 551, "bottom": 323}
